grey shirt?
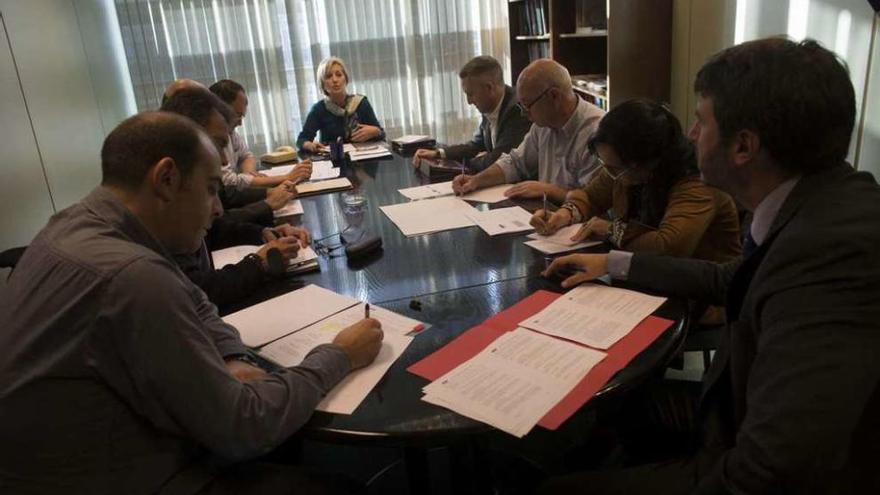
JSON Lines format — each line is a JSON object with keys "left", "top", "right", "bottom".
{"left": 0, "top": 187, "right": 350, "bottom": 494}
{"left": 495, "top": 97, "right": 605, "bottom": 189}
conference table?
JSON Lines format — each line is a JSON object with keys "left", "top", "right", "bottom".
{"left": 233, "top": 149, "right": 688, "bottom": 492}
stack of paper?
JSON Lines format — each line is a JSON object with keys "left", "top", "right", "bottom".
{"left": 391, "top": 135, "right": 434, "bottom": 146}
{"left": 260, "top": 303, "right": 423, "bottom": 414}
{"left": 465, "top": 206, "right": 534, "bottom": 236}
{"left": 520, "top": 284, "right": 667, "bottom": 349}
{"left": 422, "top": 328, "right": 605, "bottom": 437}
{"left": 296, "top": 178, "right": 353, "bottom": 196}
{"left": 211, "top": 244, "right": 319, "bottom": 275}
{"left": 397, "top": 181, "right": 511, "bottom": 204}
{"left": 343, "top": 143, "right": 392, "bottom": 161}
{"left": 524, "top": 223, "right": 602, "bottom": 254}
{"left": 380, "top": 196, "right": 477, "bottom": 237}
{"left": 273, "top": 199, "right": 304, "bottom": 218}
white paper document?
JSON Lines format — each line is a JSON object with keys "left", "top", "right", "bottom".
{"left": 524, "top": 239, "right": 602, "bottom": 254}
{"left": 265, "top": 161, "right": 339, "bottom": 181}
{"left": 460, "top": 184, "right": 512, "bottom": 204}
{"left": 392, "top": 135, "right": 433, "bottom": 145}
{"left": 222, "top": 284, "right": 359, "bottom": 347}
{"left": 466, "top": 206, "right": 534, "bottom": 236}
{"left": 273, "top": 199, "right": 304, "bottom": 218}
{"left": 211, "top": 242, "right": 318, "bottom": 273}
{"left": 397, "top": 181, "right": 511, "bottom": 204}
{"left": 259, "top": 303, "right": 423, "bottom": 414}
{"left": 343, "top": 143, "right": 392, "bottom": 161}
{"left": 524, "top": 223, "right": 602, "bottom": 253}
{"left": 422, "top": 328, "right": 606, "bottom": 437}
{"left": 527, "top": 223, "right": 589, "bottom": 246}
{"left": 380, "top": 196, "right": 477, "bottom": 237}
{"left": 309, "top": 160, "right": 341, "bottom": 180}
{"left": 519, "top": 284, "right": 667, "bottom": 349}
{"left": 398, "top": 182, "right": 455, "bottom": 201}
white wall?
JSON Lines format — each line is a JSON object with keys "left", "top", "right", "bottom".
{"left": 858, "top": 13, "right": 880, "bottom": 178}
{"left": 0, "top": 0, "right": 134, "bottom": 253}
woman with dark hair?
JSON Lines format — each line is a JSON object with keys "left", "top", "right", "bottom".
{"left": 531, "top": 98, "right": 741, "bottom": 261}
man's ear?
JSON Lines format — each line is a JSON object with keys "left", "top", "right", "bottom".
{"left": 147, "top": 157, "right": 181, "bottom": 202}
{"left": 730, "top": 129, "right": 761, "bottom": 169}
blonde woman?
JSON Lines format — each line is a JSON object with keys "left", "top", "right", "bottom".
{"left": 297, "top": 56, "right": 385, "bottom": 153}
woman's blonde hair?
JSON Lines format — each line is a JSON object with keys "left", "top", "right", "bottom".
{"left": 316, "top": 56, "right": 349, "bottom": 96}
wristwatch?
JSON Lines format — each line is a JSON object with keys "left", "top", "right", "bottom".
{"left": 560, "top": 202, "right": 582, "bottom": 225}
{"left": 226, "top": 353, "right": 261, "bottom": 367}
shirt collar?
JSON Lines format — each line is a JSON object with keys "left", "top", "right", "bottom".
{"left": 750, "top": 176, "right": 800, "bottom": 245}
{"left": 81, "top": 186, "right": 175, "bottom": 261}
{"left": 486, "top": 91, "right": 505, "bottom": 123}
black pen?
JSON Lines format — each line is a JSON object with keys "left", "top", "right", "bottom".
{"left": 365, "top": 303, "right": 370, "bottom": 319}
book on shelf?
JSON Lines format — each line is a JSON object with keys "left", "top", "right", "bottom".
{"left": 516, "top": 0, "right": 549, "bottom": 37}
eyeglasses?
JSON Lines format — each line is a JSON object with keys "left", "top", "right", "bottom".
{"left": 596, "top": 154, "right": 627, "bottom": 181}
{"left": 517, "top": 86, "right": 553, "bottom": 114}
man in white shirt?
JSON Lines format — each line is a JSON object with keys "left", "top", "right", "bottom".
{"left": 452, "top": 58, "right": 605, "bottom": 204}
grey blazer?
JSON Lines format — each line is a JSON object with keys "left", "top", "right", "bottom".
{"left": 628, "top": 163, "right": 880, "bottom": 493}
{"left": 444, "top": 85, "right": 531, "bottom": 172}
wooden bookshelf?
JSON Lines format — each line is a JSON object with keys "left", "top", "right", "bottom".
{"left": 508, "top": 0, "right": 672, "bottom": 109}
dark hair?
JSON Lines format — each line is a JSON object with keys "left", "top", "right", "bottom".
{"left": 160, "top": 87, "right": 236, "bottom": 128}
{"left": 588, "top": 98, "right": 698, "bottom": 227}
{"left": 459, "top": 56, "right": 504, "bottom": 84}
{"left": 101, "top": 111, "right": 208, "bottom": 189}
{"left": 209, "top": 79, "right": 246, "bottom": 104}
{"left": 694, "top": 37, "right": 855, "bottom": 173}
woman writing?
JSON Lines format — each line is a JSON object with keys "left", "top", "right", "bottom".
{"left": 531, "top": 98, "right": 741, "bottom": 262}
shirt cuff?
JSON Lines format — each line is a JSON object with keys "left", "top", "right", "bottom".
{"left": 495, "top": 154, "right": 519, "bottom": 183}
{"left": 607, "top": 250, "right": 634, "bottom": 281}
{"left": 438, "top": 148, "right": 446, "bottom": 159}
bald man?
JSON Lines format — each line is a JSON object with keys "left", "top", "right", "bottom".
{"left": 452, "top": 59, "right": 605, "bottom": 204}
{"left": 161, "top": 78, "right": 206, "bottom": 106}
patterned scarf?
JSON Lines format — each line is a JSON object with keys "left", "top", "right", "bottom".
{"left": 323, "top": 94, "right": 364, "bottom": 140}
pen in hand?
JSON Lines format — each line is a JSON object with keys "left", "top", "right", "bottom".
{"left": 542, "top": 192, "right": 548, "bottom": 220}
{"left": 365, "top": 303, "right": 370, "bottom": 319}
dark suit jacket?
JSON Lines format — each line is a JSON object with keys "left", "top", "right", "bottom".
{"left": 175, "top": 217, "right": 268, "bottom": 310}
{"left": 628, "top": 163, "right": 880, "bottom": 493}
{"left": 444, "top": 85, "right": 531, "bottom": 172}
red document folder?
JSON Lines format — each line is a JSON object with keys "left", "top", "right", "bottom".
{"left": 407, "top": 290, "right": 674, "bottom": 430}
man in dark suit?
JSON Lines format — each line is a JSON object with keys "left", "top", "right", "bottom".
{"left": 541, "top": 37, "right": 880, "bottom": 493}
{"left": 412, "top": 55, "right": 531, "bottom": 172}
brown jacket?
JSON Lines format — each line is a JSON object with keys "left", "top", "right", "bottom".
{"left": 568, "top": 172, "right": 742, "bottom": 263}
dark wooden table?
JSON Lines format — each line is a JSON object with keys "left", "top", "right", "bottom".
{"left": 245, "top": 151, "right": 687, "bottom": 491}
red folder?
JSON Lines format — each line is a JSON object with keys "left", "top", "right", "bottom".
{"left": 407, "top": 290, "right": 674, "bottom": 430}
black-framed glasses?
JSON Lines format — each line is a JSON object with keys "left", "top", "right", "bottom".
{"left": 517, "top": 86, "right": 553, "bottom": 114}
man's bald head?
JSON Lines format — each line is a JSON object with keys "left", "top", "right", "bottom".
{"left": 515, "top": 59, "right": 578, "bottom": 129}
{"left": 517, "top": 58, "right": 573, "bottom": 95}
{"left": 161, "top": 79, "right": 207, "bottom": 107}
